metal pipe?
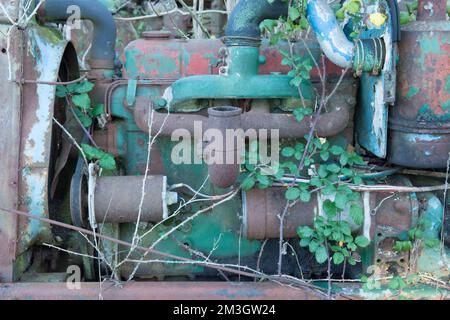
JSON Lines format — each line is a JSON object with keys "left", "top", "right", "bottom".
{"left": 224, "top": 0, "right": 288, "bottom": 43}
{"left": 36, "top": 0, "right": 116, "bottom": 69}
{"left": 306, "top": 0, "right": 354, "bottom": 69}
{"left": 93, "top": 176, "right": 174, "bottom": 224}
{"left": 243, "top": 188, "right": 317, "bottom": 239}
{"left": 224, "top": 0, "right": 355, "bottom": 69}
{"left": 134, "top": 99, "right": 350, "bottom": 139}
{"left": 205, "top": 107, "right": 243, "bottom": 188}
{"left": 243, "top": 187, "right": 364, "bottom": 239}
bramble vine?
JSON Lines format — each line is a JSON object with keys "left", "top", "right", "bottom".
{"left": 56, "top": 80, "right": 117, "bottom": 170}
{"left": 241, "top": 1, "right": 373, "bottom": 286}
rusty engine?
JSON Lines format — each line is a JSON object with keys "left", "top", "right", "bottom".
{"left": 0, "top": 0, "right": 448, "bottom": 299}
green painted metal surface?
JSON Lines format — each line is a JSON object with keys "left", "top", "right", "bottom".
{"left": 168, "top": 46, "right": 314, "bottom": 107}
{"left": 109, "top": 82, "right": 262, "bottom": 276}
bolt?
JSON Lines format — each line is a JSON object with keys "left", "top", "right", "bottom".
{"left": 155, "top": 98, "right": 167, "bottom": 109}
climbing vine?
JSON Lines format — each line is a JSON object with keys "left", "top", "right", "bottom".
{"left": 56, "top": 80, "right": 116, "bottom": 170}
{"left": 242, "top": 0, "right": 450, "bottom": 297}
{"left": 241, "top": 0, "right": 378, "bottom": 294}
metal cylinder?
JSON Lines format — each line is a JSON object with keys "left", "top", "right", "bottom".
{"left": 243, "top": 188, "right": 317, "bottom": 239}
{"left": 94, "top": 175, "right": 169, "bottom": 223}
{"left": 205, "top": 106, "right": 243, "bottom": 188}
{"left": 388, "top": 0, "right": 450, "bottom": 168}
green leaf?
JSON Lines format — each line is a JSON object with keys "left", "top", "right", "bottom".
{"left": 345, "top": 0, "right": 361, "bottom": 13}
{"left": 335, "top": 192, "right": 348, "bottom": 210}
{"left": 91, "top": 104, "right": 105, "bottom": 117}
{"left": 336, "top": 8, "right": 345, "bottom": 20}
{"left": 326, "top": 163, "right": 341, "bottom": 174}
{"left": 71, "top": 93, "right": 91, "bottom": 109}
{"left": 330, "top": 145, "right": 344, "bottom": 155}
{"left": 389, "top": 276, "right": 406, "bottom": 291}
{"left": 81, "top": 144, "right": 105, "bottom": 161}
{"left": 288, "top": 6, "right": 301, "bottom": 21}
{"left": 353, "top": 175, "right": 363, "bottom": 185}
{"left": 355, "top": 235, "right": 370, "bottom": 248}
{"left": 332, "top": 230, "right": 344, "bottom": 242}
{"left": 339, "top": 153, "right": 349, "bottom": 166}
{"left": 285, "top": 187, "right": 301, "bottom": 200}
{"left": 322, "top": 184, "right": 336, "bottom": 195}
{"left": 332, "top": 252, "right": 345, "bottom": 265}
{"left": 281, "top": 147, "right": 295, "bottom": 157}
{"left": 350, "top": 204, "right": 364, "bottom": 225}
{"left": 309, "top": 240, "right": 319, "bottom": 253}
{"left": 340, "top": 223, "right": 352, "bottom": 236}
{"left": 320, "top": 150, "right": 330, "bottom": 161}
{"left": 74, "top": 81, "right": 95, "bottom": 94}
{"left": 99, "top": 154, "right": 117, "bottom": 170}
{"left": 299, "top": 16, "right": 309, "bottom": 29}
{"left": 348, "top": 256, "right": 356, "bottom": 265}
{"left": 299, "top": 238, "right": 310, "bottom": 247}
{"left": 318, "top": 165, "right": 329, "bottom": 178}
{"left": 310, "top": 176, "right": 322, "bottom": 187}
{"left": 257, "top": 174, "right": 271, "bottom": 188}
{"left": 242, "top": 176, "right": 256, "bottom": 191}
{"left": 56, "top": 85, "right": 68, "bottom": 98}
{"left": 300, "top": 190, "right": 311, "bottom": 203}
{"left": 315, "top": 245, "right": 328, "bottom": 264}
{"left": 323, "top": 199, "right": 337, "bottom": 217}
{"left": 298, "top": 226, "right": 314, "bottom": 238}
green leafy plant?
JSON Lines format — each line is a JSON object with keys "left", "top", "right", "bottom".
{"left": 239, "top": 0, "right": 373, "bottom": 274}
{"left": 394, "top": 217, "right": 440, "bottom": 253}
{"left": 57, "top": 80, "right": 116, "bottom": 171}
{"left": 56, "top": 81, "right": 105, "bottom": 128}
{"left": 298, "top": 217, "right": 369, "bottom": 266}
{"left": 81, "top": 143, "right": 117, "bottom": 171}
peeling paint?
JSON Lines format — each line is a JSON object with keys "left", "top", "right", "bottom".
{"left": 23, "top": 28, "right": 64, "bottom": 165}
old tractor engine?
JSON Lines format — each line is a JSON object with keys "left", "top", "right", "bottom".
{"left": 0, "top": 0, "right": 448, "bottom": 299}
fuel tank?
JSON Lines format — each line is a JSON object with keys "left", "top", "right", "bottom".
{"left": 388, "top": 0, "right": 450, "bottom": 168}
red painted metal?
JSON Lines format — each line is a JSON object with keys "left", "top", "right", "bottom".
{"left": 122, "top": 37, "right": 345, "bottom": 80}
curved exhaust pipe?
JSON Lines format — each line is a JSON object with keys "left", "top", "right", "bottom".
{"left": 306, "top": 0, "right": 354, "bottom": 68}
{"left": 36, "top": 0, "right": 116, "bottom": 70}
{"left": 224, "top": 0, "right": 354, "bottom": 69}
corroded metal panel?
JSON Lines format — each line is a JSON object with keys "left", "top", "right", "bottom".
{"left": 16, "top": 26, "right": 70, "bottom": 255}
{"left": 0, "top": 25, "right": 22, "bottom": 282}
{"left": 355, "top": 0, "right": 397, "bottom": 158}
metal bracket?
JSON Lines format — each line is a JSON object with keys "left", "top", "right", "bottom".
{"left": 126, "top": 79, "right": 138, "bottom": 107}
